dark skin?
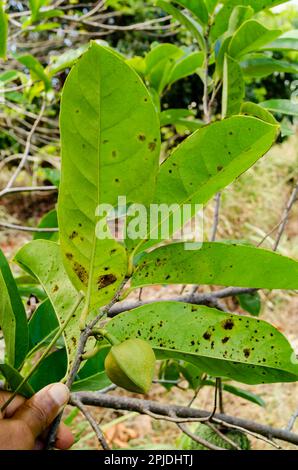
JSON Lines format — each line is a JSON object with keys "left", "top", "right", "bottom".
{"left": 0, "top": 383, "right": 74, "bottom": 450}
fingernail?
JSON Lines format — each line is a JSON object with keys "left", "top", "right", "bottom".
{"left": 48, "top": 383, "right": 69, "bottom": 407}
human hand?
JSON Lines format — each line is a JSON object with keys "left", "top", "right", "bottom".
{"left": 0, "top": 383, "right": 74, "bottom": 450}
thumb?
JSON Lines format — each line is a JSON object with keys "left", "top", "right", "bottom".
{"left": 13, "top": 383, "right": 69, "bottom": 440}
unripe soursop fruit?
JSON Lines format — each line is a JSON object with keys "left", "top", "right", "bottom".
{"left": 104, "top": 338, "right": 156, "bottom": 394}
{"left": 179, "top": 423, "right": 251, "bottom": 450}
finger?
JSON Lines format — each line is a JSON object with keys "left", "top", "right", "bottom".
{"left": 13, "top": 383, "right": 69, "bottom": 440}
{"left": 55, "top": 423, "right": 74, "bottom": 449}
{"left": 39, "top": 422, "right": 74, "bottom": 450}
{"left": 0, "top": 392, "right": 26, "bottom": 419}
{"left": 0, "top": 420, "right": 35, "bottom": 450}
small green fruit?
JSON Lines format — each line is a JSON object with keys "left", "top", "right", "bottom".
{"left": 104, "top": 338, "right": 156, "bottom": 394}
{"left": 178, "top": 423, "right": 251, "bottom": 450}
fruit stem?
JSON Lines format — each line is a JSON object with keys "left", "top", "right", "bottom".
{"left": 92, "top": 328, "right": 120, "bottom": 346}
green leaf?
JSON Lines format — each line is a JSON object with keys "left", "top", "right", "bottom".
{"left": 0, "top": 70, "right": 20, "bottom": 84}
{"left": 0, "top": 364, "right": 34, "bottom": 398}
{"left": 28, "top": 299, "right": 59, "bottom": 352}
{"left": 240, "top": 102, "right": 277, "bottom": 125}
{"left": 237, "top": 292, "right": 261, "bottom": 316}
{"left": 160, "top": 108, "right": 196, "bottom": 126}
{"left": 47, "top": 44, "right": 89, "bottom": 76}
{"left": 71, "top": 372, "right": 111, "bottom": 392}
{"left": 31, "top": 21, "right": 60, "bottom": 32}
{"left": 215, "top": 35, "right": 232, "bottom": 78}
{"left": 144, "top": 43, "right": 184, "bottom": 94}
{"left": 280, "top": 119, "right": 295, "bottom": 138}
{"left": 16, "top": 54, "right": 51, "bottom": 91}
{"left": 260, "top": 99, "right": 298, "bottom": 117}
{"left": 131, "top": 242, "right": 298, "bottom": 290}
{"left": 40, "top": 167, "right": 60, "bottom": 187}
{"left": 38, "top": 8, "right": 64, "bottom": 21}
{"left": 156, "top": 0, "right": 206, "bottom": 51}
{"left": 72, "top": 348, "right": 111, "bottom": 392}
{"left": 211, "top": 1, "right": 288, "bottom": 40}
{"left": 241, "top": 55, "right": 298, "bottom": 78}
{"left": 228, "top": 21, "right": 281, "bottom": 59}
{"left": 0, "top": 2, "right": 8, "bottom": 60}
{"left": 106, "top": 302, "right": 298, "bottom": 385}
{"left": 167, "top": 51, "right": 204, "bottom": 87}
{"left": 159, "top": 360, "right": 180, "bottom": 390}
{"left": 28, "top": 0, "right": 47, "bottom": 21}
{"left": 4, "top": 91, "right": 25, "bottom": 104}
{"left": 150, "top": 116, "right": 278, "bottom": 242}
{"left": 15, "top": 240, "right": 85, "bottom": 376}
{"left": 261, "top": 30, "right": 298, "bottom": 51}
{"left": 205, "top": 0, "right": 218, "bottom": 13}
{"left": 171, "top": 0, "right": 209, "bottom": 25}
{"left": 175, "top": 119, "right": 205, "bottom": 133}
{"left": 0, "top": 249, "right": 29, "bottom": 368}
{"left": 58, "top": 43, "right": 161, "bottom": 310}
{"left": 228, "top": 5, "right": 254, "bottom": 34}
{"left": 29, "top": 348, "right": 67, "bottom": 391}
{"left": 222, "top": 54, "right": 244, "bottom": 118}
{"left": 160, "top": 109, "right": 204, "bottom": 132}
{"left": 34, "top": 209, "right": 59, "bottom": 242}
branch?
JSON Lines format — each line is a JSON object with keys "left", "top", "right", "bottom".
{"left": 108, "top": 287, "right": 258, "bottom": 317}
{"left": 71, "top": 393, "right": 298, "bottom": 446}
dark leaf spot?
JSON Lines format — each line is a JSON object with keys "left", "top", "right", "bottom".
{"left": 97, "top": 273, "right": 117, "bottom": 290}
{"left": 203, "top": 331, "right": 211, "bottom": 341}
{"left": 148, "top": 142, "right": 156, "bottom": 151}
{"left": 222, "top": 336, "right": 230, "bottom": 344}
{"left": 69, "top": 231, "right": 78, "bottom": 240}
{"left": 221, "top": 318, "right": 234, "bottom": 330}
{"left": 243, "top": 348, "right": 251, "bottom": 358}
{"left": 73, "top": 262, "right": 88, "bottom": 286}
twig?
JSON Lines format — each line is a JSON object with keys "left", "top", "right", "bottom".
{"left": 287, "top": 408, "right": 298, "bottom": 432}
{"left": 4, "top": 99, "right": 46, "bottom": 191}
{"left": 273, "top": 182, "right": 298, "bottom": 251}
{"left": 0, "top": 222, "right": 58, "bottom": 233}
{"left": 257, "top": 182, "right": 298, "bottom": 250}
{"left": 70, "top": 396, "right": 110, "bottom": 450}
{"left": 210, "top": 192, "right": 221, "bottom": 242}
{"left": 205, "top": 422, "right": 241, "bottom": 450}
{"left": 0, "top": 185, "right": 57, "bottom": 198}
{"left": 212, "top": 417, "right": 283, "bottom": 450}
